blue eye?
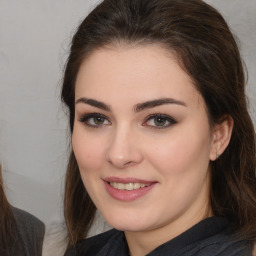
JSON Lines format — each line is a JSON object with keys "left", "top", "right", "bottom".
{"left": 79, "top": 113, "right": 111, "bottom": 128}
{"left": 143, "top": 114, "right": 177, "bottom": 129}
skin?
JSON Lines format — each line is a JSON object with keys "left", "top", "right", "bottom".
{"left": 72, "top": 44, "right": 231, "bottom": 256}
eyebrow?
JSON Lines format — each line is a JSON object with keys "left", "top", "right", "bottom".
{"left": 134, "top": 98, "right": 186, "bottom": 112}
{"left": 75, "top": 97, "right": 186, "bottom": 112}
{"left": 75, "top": 98, "right": 111, "bottom": 111}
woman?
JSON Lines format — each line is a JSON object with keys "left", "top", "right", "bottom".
{"left": 62, "top": 0, "right": 256, "bottom": 255}
{"left": 0, "top": 165, "right": 45, "bottom": 256}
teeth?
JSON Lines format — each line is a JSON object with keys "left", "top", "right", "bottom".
{"left": 110, "top": 182, "right": 150, "bottom": 191}
{"left": 125, "top": 183, "right": 133, "bottom": 190}
{"left": 117, "top": 183, "right": 125, "bottom": 190}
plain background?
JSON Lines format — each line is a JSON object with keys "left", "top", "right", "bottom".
{"left": 0, "top": 0, "right": 255, "bottom": 230}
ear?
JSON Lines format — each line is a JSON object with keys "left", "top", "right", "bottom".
{"left": 209, "top": 115, "right": 234, "bottom": 161}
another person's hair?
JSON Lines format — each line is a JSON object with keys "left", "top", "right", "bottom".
{"left": 62, "top": 0, "right": 256, "bottom": 248}
{"left": 0, "top": 165, "right": 18, "bottom": 255}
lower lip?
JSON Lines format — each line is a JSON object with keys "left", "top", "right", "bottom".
{"left": 104, "top": 181, "right": 156, "bottom": 202}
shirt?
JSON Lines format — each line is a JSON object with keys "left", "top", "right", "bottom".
{"left": 64, "top": 216, "right": 252, "bottom": 256}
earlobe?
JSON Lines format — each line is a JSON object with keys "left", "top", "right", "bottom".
{"left": 209, "top": 115, "right": 234, "bottom": 161}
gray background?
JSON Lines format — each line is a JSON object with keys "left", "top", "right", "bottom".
{"left": 0, "top": 0, "right": 255, "bottom": 228}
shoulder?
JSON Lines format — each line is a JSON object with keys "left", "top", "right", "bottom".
{"left": 64, "top": 229, "right": 123, "bottom": 256}
{"left": 12, "top": 207, "right": 45, "bottom": 237}
{"left": 209, "top": 229, "right": 252, "bottom": 256}
{"left": 181, "top": 218, "right": 252, "bottom": 256}
{"left": 188, "top": 233, "right": 252, "bottom": 256}
{"left": 199, "top": 218, "right": 251, "bottom": 256}
{"left": 193, "top": 236, "right": 252, "bottom": 256}
{"left": 12, "top": 207, "right": 45, "bottom": 255}
{"left": 151, "top": 217, "right": 252, "bottom": 256}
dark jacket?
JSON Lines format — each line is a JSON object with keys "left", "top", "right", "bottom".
{"left": 65, "top": 216, "right": 251, "bottom": 256}
{"left": 9, "top": 207, "right": 45, "bottom": 256}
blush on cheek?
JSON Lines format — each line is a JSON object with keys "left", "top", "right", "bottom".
{"left": 75, "top": 151, "right": 100, "bottom": 172}
{"left": 154, "top": 133, "right": 208, "bottom": 178}
{"left": 153, "top": 141, "right": 191, "bottom": 174}
{"left": 73, "top": 138, "right": 104, "bottom": 173}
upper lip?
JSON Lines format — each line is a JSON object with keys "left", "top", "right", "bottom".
{"left": 104, "top": 177, "right": 156, "bottom": 184}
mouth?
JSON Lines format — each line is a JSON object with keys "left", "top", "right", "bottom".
{"left": 109, "top": 182, "right": 151, "bottom": 191}
{"left": 103, "top": 177, "right": 157, "bottom": 201}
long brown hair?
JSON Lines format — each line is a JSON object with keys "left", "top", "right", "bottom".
{"left": 0, "top": 165, "right": 17, "bottom": 255}
{"left": 62, "top": 0, "right": 256, "bottom": 248}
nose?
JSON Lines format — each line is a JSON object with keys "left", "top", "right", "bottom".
{"left": 105, "top": 126, "right": 143, "bottom": 169}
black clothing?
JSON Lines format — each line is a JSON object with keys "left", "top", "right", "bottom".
{"left": 10, "top": 207, "right": 45, "bottom": 256}
{"left": 65, "top": 216, "right": 251, "bottom": 256}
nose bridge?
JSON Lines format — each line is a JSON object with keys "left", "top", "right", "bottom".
{"left": 106, "top": 123, "right": 142, "bottom": 168}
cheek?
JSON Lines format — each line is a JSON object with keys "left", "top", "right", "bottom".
{"left": 147, "top": 124, "right": 212, "bottom": 177}
{"left": 72, "top": 127, "right": 105, "bottom": 173}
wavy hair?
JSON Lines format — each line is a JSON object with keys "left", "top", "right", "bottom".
{"left": 61, "top": 0, "right": 256, "bottom": 248}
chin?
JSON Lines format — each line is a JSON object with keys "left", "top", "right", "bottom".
{"left": 97, "top": 203, "right": 159, "bottom": 232}
{"left": 103, "top": 214, "right": 152, "bottom": 232}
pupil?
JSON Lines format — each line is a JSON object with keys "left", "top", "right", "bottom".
{"left": 155, "top": 117, "right": 166, "bottom": 126}
{"left": 94, "top": 116, "right": 104, "bottom": 124}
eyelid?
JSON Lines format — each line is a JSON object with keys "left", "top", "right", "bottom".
{"left": 78, "top": 112, "right": 176, "bottom": 129}
{"left": 142, "top": 113, "right": 177, "bottom": 129}
{"left": 78, "top": 113, "right": 111, "bottom": 128}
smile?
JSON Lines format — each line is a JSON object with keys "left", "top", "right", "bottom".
{"left": 110, "top": 182, "right": 151, "bottom": 191}
{"left": 104, "top": 178, "right": 157, "bottom": 201}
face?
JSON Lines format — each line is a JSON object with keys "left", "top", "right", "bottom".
{"left": 72, "top": 45, "right": 215, "bottom": 237}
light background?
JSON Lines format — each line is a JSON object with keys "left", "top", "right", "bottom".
{"left": 0, "top": 0, "right": 255, "bottom": 230}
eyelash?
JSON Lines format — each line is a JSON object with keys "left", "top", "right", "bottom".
{"left": 142, "top": 114, "right": 177, "bottom": 129}
{"left": 79, "top": 113, "right": 111, "bottom": 128}
{"left": 78, "top": 113, "right": 177, "bottom": 129}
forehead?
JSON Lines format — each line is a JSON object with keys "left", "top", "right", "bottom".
{"left": 77, "top": 43, "right": 182, "bottom": 83}
{"left": 75, "top": 44, "right": 203, "bottom": 109}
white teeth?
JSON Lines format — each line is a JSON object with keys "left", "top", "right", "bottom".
{"left": 133, "top": 183, "right": 140, "bottom": 189}
{"left": 110, "top": 182, "right": 150, "bottom": 190}
{"left": 115, "top": 183, "right": 124, "bottom": 190}
{"left": 125, "top": 183, "right": 133, "bottom": 190}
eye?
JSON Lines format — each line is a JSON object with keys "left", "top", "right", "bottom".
{"left": 142, "top": 114, "right": 177, "bottom": 129}
{"left": 79, "top": 113, "right": 111, "bottom": 128}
